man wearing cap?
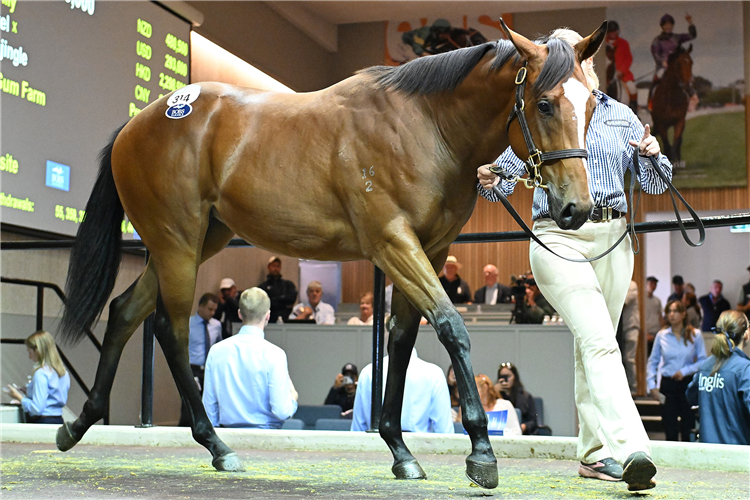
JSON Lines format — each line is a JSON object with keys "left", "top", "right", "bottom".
{"left": 474, "top": 264, "right": 512, "bottom": 305}
{"left": 736, "top": 267, "right": 750, "bottom": 314}
{"left": 667, "top": 275, "right": 685, "bottom": 303}
{"left": 179, "top": 293, "right": 222, "bottom": 426}
{"left": 439, "top": 256, "right": 472, "bottom": 304}
{"left": 214, "top": 278, "right": 242, "bottom": 339}
{"left": 203, "top": 288, "right": 298, "bottom": 429}
{"left": 650, "top": 13, "right": 696, "bottom": 103}
{"left": 289, "top": 281, "right": 335, "bottom": 325}
{"left": 257, "top": 256, "right": 297, "bottom": 323}
{"left": 644, "top": 277, "right": 663, "bottom": 354}
{"left": 324, "top": 363, "right": 359, "bottom": 416}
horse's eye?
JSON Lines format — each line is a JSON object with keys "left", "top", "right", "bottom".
{"left": 537, "top": 100, "right": 552, "bottom": 115}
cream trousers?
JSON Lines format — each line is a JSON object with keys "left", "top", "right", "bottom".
{"left": 530, "top": 218, "right": 650, "bottom": 463}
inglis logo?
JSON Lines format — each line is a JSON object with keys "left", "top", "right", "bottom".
{"left": 698, "top": 372, "right": 725, "bottom": 392}
{"left": 165, "top": 103, "right": 192, "bottom": 119}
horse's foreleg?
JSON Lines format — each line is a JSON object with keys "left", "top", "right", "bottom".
{"left": 57, "top": 261, "right": 158, "bottom": 451}
{"left": 380, "top": 287, "right": 425, "bottom": 479}
{"left": 673, "top": 120, "right": 686, "bottom": 164}
{"left": 373, "top": 230, "right": 497, "bottom": 489}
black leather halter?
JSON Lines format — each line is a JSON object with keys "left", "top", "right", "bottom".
{"left": 493, "top": 63, "right": 589, "bottom": 189}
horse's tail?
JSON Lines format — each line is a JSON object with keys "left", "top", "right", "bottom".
{"left": 60, "top": 124, "right": 127, "bottom": 344}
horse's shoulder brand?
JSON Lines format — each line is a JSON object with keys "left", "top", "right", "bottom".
{"left": 165, "top": 103, "right": 193, "bottom": 119}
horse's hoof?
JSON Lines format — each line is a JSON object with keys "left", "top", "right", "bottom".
{"left": 392, "top": 459, "right": 427, "bottom": 480}
{"left": 466, "top": 457, "right": 498, "bottom": 489}
{"left": 212, "top": 452, "right": 245, "bottom": 472}
{"left": 56, "top": 421, "right": 78, "bottom": 452}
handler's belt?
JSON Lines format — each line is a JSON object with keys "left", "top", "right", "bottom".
{"left": 590, "top": 207, "right": 623, "bottom": 222}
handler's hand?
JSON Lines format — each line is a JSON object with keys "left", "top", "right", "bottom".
{"left": 672, "top": 371, "right": 684, "bottom": 381}
{"left": 477, "top": 164, "right": 500, "bottom": 190}
{"left": 650, "top": 388, "right": 662, "bottom": 402}
{"left": 629, "top": 124, "right": 660, "bottom": 157}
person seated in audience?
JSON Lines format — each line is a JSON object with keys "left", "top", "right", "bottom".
{"left": 682, "top": 292, "right": 702, "bottom": 330}
{"left": 474, "top": 264, "right": 512, "bottom": 305}
{"left": 351, "top": 329, "right": 452, "bottom": 433}
{"left": 467, "top": 374, "right": 522, "bottom": 435}
{"left": 258, "top": 256, "right": 298, "bottom": 323}
{"left": 289, "top": 281, "right": 335, "bottom": 325}
{"left": 214, "top": 277, "right": 242, "bottom": 339}
{"left": 203, "top": 288, "right": 298, "bottom": 428}
{"left": 324, "top": 363, "right": 358, "bottom": 417}
{"left": 517, "top": 279, "right": 556, "bottom": 324}
{"left": 647, "top": 299, "right": 706, "bottom": 441}
{"left": 348, "top": 292, "right": 374, "bottom": 325}
{"left": 494, "top": 362, "right": 538, "bottom": 435}
{"left": 439, "top": 255, "right": 472, "bottom": 304}
{"left": 4, "top": 331, "right": 70, "bottom": 424}
{"left": 687, "top": 310, "right": 750, "bottom": 445}
{"left": 446, "top": 364, "right": 461, "bottom": 422}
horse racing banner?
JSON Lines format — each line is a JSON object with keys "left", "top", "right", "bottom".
{"left": 605, "top": 1, "right": 746, "bottom": 188}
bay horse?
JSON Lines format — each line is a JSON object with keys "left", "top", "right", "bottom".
{"left": 651, "top": 44, "right": 693, "bottom": 166}
{"left": 57, "top": 21, "right": 605, "bottom": 489}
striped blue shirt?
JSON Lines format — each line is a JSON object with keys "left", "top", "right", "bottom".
{"left": 480, "top": 90, "right": 673, "bottom": 220}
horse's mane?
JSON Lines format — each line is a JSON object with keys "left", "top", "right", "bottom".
{"left": 362, "top": 38, "right": 577, "bottom": 99}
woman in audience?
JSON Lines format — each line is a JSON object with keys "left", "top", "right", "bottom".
{"left": 647, "top": 300, "right": 706, "bottom": 441}
{"left": 4, "top": 331, "right": 70, "bottom": 424}
{"left": 445, "top": 365, "right": 461, "bottom": 421}
{"left": 495, "top": 362, "right": 538, "bottom": 435}
{"left": 347, "top": 292, "right": 374, "bottom": 325}
{"left": 472, "top": 373, "right": 522, "bottom": 435}
{"left": 682, "top": 292, "right": 702, "bottom": 330}
{"left": 687, "top": 310, "right": 750, "bottom": 445}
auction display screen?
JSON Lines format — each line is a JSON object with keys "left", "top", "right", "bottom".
{"left": 1, "top": 0, "right": 190, "bottom": 237}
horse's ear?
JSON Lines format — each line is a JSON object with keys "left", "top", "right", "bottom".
{"left": 574, "top": 21, "right": 607, "bottom": 62}
{"left": 499, "top": 17, "right": 542, "bottom": 61}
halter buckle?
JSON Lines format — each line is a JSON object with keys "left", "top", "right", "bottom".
{"left": 515, "top": 66, "right": 527, "bottom": 85}
{"left": 527, "top": 150, "right": 543, "bottom": 169}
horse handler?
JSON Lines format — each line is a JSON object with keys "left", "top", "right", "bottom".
{"left": 477, "top": 28, "right": 673, "bottom": 492}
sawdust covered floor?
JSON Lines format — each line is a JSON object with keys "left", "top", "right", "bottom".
{"left": 1, "top": 443, "right": 748, "bottom": 500}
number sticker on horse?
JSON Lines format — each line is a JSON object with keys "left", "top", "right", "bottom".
{"left": 165, "top": 103, "right": 192, "bottom": 119}
{"left": 167, "top": 84, "right": 201, "bottom": 106}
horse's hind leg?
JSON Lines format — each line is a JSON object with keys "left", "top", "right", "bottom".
{"left": 57, "top": 261, "right": 158, "bottom": 451}
{"left": 379, "top": 286, "right": 425, "bottom": 479}
{"left": 57, "top": 218, "right": 234, "bottom": 452}
{"left": 149, "top": 242, "right": 242, "bottom": 471}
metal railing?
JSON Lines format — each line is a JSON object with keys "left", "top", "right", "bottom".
{"left": 3, "top": 212, "right": 750, "bottom": 428}
{"left": 0, "top": 277, "right": 109, "bottom": 425}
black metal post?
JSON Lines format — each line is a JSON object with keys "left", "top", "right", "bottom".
{"left": 139, "top": 250, "right": 155, "bottom": 428}
{"left": 369, "top": 266, "right": 387, "bottom": 431}
{"left": 36, "top": 286, "right": 44, "bottom": 331}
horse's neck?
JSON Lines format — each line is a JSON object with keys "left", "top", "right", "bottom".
{"left": 423, "top": 61, "right": 517, "bottom": 175}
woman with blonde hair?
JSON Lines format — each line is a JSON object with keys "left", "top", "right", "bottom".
{"left": 647, "top": 300, "right": 706, "bottom": 442}
{"left": 472, "top": 374, "right": 522, "bottom": 435}
{"left": 687, "top": 310, "right": 750, "bottom": 444}
{"left": 5, "top": 331, "right": 70, "bottom": 424}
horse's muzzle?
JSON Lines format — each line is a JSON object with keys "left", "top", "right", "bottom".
{"left": 556, "top": 201, "right": 592, "bottom": 230}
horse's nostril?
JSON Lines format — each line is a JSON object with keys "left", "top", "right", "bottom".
{"left": 561, "top": 203, "right": 575, "bottom": 220}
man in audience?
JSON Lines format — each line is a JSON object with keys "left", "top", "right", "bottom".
{"left": 644, "top": 276, "right": 663, "bottom": 355}
{"left": 351, "top": 330, "right": 453, "bottom": 433}
{"left": 203, "top": 288, "right": 298, "bottom": 428}
{"left": 214, "top": 277, "right": 241, "bottom": 339}
{"left": 474, "top": 264, "right": 512, "bottom": 305}
{"left": 667, "top": 275, "right": 685, "bottom": 302}
{"left": 324, "top": 362, "right": 358, "bottom": 417}
{"left": 348, "top": 292, "right": 374, "bottom": 325}
{"left": 439, "top": 255, "right": 472, "bottom": 304}
{"left": 179, "top": 292, "right": 222, "bottom": 426}
{"left": 737, "top": 266, "right": 750, "bottom": 314}
{"left": 289, "top": 281, "right": 335, "bottom": 325}
{"left": 517, "top": 279, "right": 555, "bottom": 324}
{"left": 258, "top": 256, "right": 298, "bottom": 323}
{"left": 699, "top": 280, "right": 731, "bottom": 332}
